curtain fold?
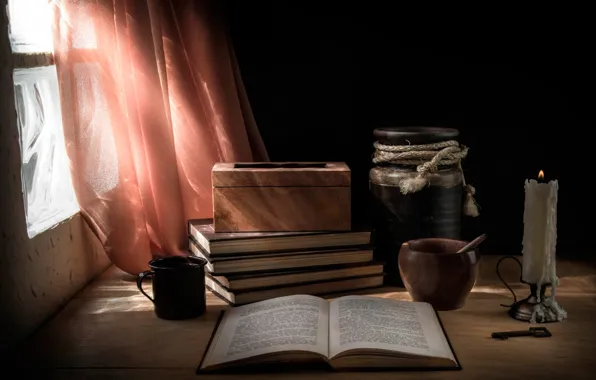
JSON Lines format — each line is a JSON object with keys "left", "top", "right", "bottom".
{"left": 52, "top": 0, "right": 268, "bottom": 275}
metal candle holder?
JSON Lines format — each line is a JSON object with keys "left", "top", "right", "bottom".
{"left": 496, "top": 256, "right": 565, "bottom": 323}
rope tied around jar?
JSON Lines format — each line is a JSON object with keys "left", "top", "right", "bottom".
{"left": 372, "top": 140, "right": 480, "bottom": 217}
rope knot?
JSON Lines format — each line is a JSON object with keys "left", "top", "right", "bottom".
{"left": 373, "top": 139, "right": 479, "bottom": 217}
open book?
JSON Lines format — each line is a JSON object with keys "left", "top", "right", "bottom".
{"left": 198, "top": 294, "right": 459, "bottom": 373}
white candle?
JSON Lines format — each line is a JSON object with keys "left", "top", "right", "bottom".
{"left": 521, "top": 170, "right": 558, "bottom": 287}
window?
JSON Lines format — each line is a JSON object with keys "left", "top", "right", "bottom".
{"left": 8, "top": 0, "right": 79, "bottom": 238}
{"left": 7, "top": 0, "right": 54, "bottom": 53}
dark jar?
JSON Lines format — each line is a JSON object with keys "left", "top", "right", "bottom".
{"left": 370, "top": 127, "right": 464, "bottom": 286}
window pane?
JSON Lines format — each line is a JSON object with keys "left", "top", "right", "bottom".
{"left": 7, "top": 0, "right": 54, "bottom": 53}
{"left": 13, "top": 66, "right": 79, "bottom": 238}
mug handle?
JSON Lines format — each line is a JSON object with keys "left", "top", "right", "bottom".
{"left": 137, "top": 270, "right": 155, "bottom": 303}
{"left": 495, "top": 255, "right": 523, "bottom": 307}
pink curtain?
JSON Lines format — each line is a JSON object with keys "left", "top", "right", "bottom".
{"left": 52, "top": 0, "right": 269, "bottom": 275}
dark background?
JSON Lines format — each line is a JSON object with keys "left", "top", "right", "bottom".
{"left": 224, "top": 1, "right": 593, "bottom": 258}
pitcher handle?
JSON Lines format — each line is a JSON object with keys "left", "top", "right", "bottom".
{"left": 495, "top": 255, "right": 523, "bottom": 307}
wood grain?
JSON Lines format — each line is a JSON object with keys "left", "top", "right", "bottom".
{"left": 398, "top": 238, "right": 479, "bottom": 310}
{"left": 9, "top": 256, "right": 596, "bottom": 379}
{"left": 213, "top": 186, "right": 351, "bottom": 232}
{"left": 212, "top": 162, "right": 351, "bottom": 187}
{"left": 212, "top": 162, "right": 351, "bottom": 232}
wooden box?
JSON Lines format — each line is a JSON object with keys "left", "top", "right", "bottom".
{"left": 212, "top": 162, "right": 351, "bottom": 232}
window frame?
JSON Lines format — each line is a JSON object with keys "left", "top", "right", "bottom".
{"left": 8, "top": 0, "right": 81, "bottom": 238}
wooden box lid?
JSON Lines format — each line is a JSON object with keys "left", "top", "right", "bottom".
{"left": 212, "top": 162, "right": 351, "bottom": 187}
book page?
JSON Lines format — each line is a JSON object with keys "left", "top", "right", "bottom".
{"left": 201, "top": 294, "right": 329, "bottom": 369}
{"left": 328, "top": 295, "right": 454, "bottom": 361}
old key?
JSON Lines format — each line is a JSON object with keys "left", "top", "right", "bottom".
{"left": 491, "top": 327, "right": 552, "bottom": 340}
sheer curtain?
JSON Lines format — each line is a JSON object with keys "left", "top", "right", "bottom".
{"left": 51, "top": 0, "right": 268, "bottom": 275}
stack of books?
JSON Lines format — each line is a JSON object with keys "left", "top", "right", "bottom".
{"left": 188, "top": 219, "right": 384, "bottom": 306}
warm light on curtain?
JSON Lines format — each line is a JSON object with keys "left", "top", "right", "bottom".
{"left": 51, "top": 0, "right": 268, "bottom": 275}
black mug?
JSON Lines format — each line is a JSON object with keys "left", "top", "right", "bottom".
{"left": 137, "top": 256, "right": 208, "bottom": 320}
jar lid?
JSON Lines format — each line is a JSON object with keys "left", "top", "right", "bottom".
{"left": 373, "top": 127, "right": 459, "bottom": 145}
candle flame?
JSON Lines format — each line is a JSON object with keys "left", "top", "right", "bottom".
{"left": 538, "top": 170, "right": 544, "bottom": 180}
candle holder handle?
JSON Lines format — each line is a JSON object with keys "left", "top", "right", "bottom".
{"left": 495, "top": 255, "right": 523, "bottom": 307}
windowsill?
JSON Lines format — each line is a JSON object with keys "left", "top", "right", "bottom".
{"left": 26, "top": 208, "right": 80, "bottom": 239}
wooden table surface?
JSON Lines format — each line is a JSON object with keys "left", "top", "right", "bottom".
{"left": 10, "top": 255, "right": 596, "bottom": 379}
